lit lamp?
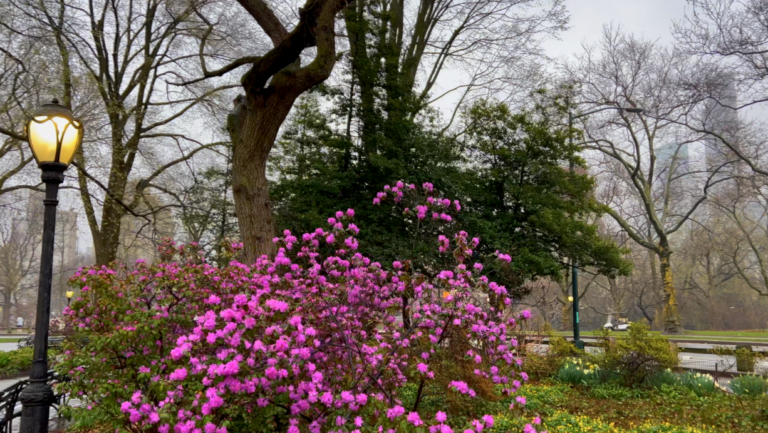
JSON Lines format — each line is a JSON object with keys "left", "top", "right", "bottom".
{"left": 65, "top": 291, "right": 74, "bottom": 307}
{"left": 568, "top": 296, "right": 574, "bottom": 302}
{"left": 20, "top": 99, "right": 83, "bottom": 433}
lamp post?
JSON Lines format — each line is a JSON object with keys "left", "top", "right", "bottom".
{"left": 19, "top": 99, "right": 83, "bottom": 433}
{"left": 568, "top": 104, "right": 642, "bottom": 350}
{"left": 65, "top": 291, "right": 74, "bottom": 307}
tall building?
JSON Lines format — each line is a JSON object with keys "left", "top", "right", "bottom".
{"left": 655, "top": 142, "right": 692, "bottom": 217}
{"left": 656, "top": 142, "right": 690, "bottom": 175}
{"left": 702, "top": 73, "right": 740, "bottom": 185}
{"left": 697, "top": 73, "right": 765, "bottom": 222}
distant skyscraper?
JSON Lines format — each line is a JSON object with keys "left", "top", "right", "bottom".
{"left": 699, "top": 73, "right": 750, "bottom": 221}
{"left": 702, "top": 73, "right": 740, "bottom": 180}
{"left": 656, "top": 142, "right": 690, "bottom": 175}
{"left": 655, "top": 142, "right": 691, "bottom": 218}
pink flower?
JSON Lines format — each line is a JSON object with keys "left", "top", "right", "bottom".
{"left": 407, "top": 412, "right": 423, "bottom": 426}
{"left": 169, "top": 367, "right": 187, "bottom": 381}
{"left": 386, "top": 405, "right": 405, "bottom": 420}
{"left": 436, "top": 411, "right": 447, "bottom": 423}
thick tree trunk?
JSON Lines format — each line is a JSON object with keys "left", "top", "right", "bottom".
{"left": 228, "top": 92, "right": 298, "bottom": 263}
{"left": 220, "top": 0, "right": 347, "bottom": 262}
{"left": 659, "top": 248, "right": 683, "bottom": 334}
{"left": 93, "top": 159, "right": 130, "bottom": 265}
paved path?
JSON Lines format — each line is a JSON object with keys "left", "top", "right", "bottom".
{"left": 0, "top": 343, "right": 19, "bottom": 352}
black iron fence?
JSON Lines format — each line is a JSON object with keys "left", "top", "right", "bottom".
{"left": 0, "top": 371, "right": 67, "bottom": 433}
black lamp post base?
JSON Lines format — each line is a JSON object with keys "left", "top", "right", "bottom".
{"left": 572, "top": 340, "right": 585, "bottom": 350}
{"left": 19, "top": 380, "right": 56, "bottom": 433}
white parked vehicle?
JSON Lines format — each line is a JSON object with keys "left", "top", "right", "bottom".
{"left": 604, "top": 314, "right": 631, "bottom": 331}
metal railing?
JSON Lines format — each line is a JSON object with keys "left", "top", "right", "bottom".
{"left": 0, "top": 371, "right": 67, "bottom": 433}
{"left": 16, "top": 336, "right": 65, "bottom": 350}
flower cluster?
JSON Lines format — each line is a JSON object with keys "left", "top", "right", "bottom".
{"left": 58, "top": 182, "right": 543, "bottom": 433}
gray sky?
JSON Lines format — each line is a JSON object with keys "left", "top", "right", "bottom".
{"left": 543, "top": 0, "right": 688, "bottom": 58}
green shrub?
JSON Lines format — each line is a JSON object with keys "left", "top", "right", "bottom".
{"left": 678, "top": 371, "right": 715, "bottom": 396}
{"left": 556, "top": 357, "right": 601, "bottom": 385}
{"left": 730, "top": 374, "right": 768, "bottom": 396}
{"left": 597, "top": 323, "right": 678, "bottom": 387}
{"left": 0, "top": 348, "right": 33, "bottom": 377}
{"left": 647, "top": 369, "right": 679, "bottom": 389}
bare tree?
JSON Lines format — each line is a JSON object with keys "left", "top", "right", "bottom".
{"left": 674, "top": 0, "right": 768, "bottom": 176}
{"left": 0, "top": 194, "right": 42, "bottom": 329}
{"left": 0, "top": 1, "right": 60, "bottom": 196}
{"left": 564, "top": 26, "right": 726, "bottom": 333}
{"left": 1, "top": 0, "right": 234, "bottom": 265}
{"left": 708, "top": 178, "right": 768, "bottom": 298}
{"left": 676, "top": 219, "right": 739, "bottom": 329}
{"left": 343, "top": 0, "right": 568, "bottom": 139}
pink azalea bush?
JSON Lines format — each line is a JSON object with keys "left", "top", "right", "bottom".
{"left": 58, "top": 182, "right": 544, "bottom": 433}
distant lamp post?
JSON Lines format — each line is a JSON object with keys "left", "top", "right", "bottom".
{"left": 568, "top": 104, "right": 643, "bottom": 350}
{"left": 20, "top": 99, "right": 83, "bottom": 433}
{"left": 65, "top": 291, "right": 74, "bottom": 307}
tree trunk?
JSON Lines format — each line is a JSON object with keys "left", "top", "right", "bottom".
{"left": 228, "top": 92, "right": 299, "bottom": 263}
{"left": 93, "top": 157, "right": 130, "bottom": 265}
{"left": 659, "top": 248, "right": 683, "bottom": 334}
{"left": 220, "top": 0, "right": 347, "bottom": 262}
{"left": 561, "top": 301, "right": 572, "bottom": 331}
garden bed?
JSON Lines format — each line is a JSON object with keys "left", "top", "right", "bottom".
{"left": 510, "top": 380, "right": 768, "bottom": 432}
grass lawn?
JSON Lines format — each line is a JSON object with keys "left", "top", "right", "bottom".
{"left": 0, "top": 338, "right": 20, "bottom": 343}
{"left": 685, "top": 330, "right": 768, "bottom": 338}
{"left": 508, "top": 380, "right": 768, "bottom": 432}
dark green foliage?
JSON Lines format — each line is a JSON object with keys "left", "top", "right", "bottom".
{"left": 0, "top": 347, "right": 33, "bottom": 377}
{"left": 271, "top": 92, "right": 630, "bottom": 295}
{"left": 460, "top": 98, "right": 631, "bottom": 284}
{"left": 268, "top": 0, "right": 628, "bottom": 288}
{"left": 269, "top": 91, "right": 462, "bottom": 262}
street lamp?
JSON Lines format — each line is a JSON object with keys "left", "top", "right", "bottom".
{"left": 20, "top": 99, "right": 83, "bottom": 433}
{"left": 65, "top": 291, "right": 74, "bottom": 307}
{"left": 568, "top": 104, "right": 643, "bottom": 350}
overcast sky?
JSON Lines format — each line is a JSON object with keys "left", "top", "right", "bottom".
{"left": 544, "top": 0, "right": 688, "bottom": 58}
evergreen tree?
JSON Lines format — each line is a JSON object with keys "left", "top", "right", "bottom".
{"left": 271, "top": 93, "right": 630, "bottom": 294}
